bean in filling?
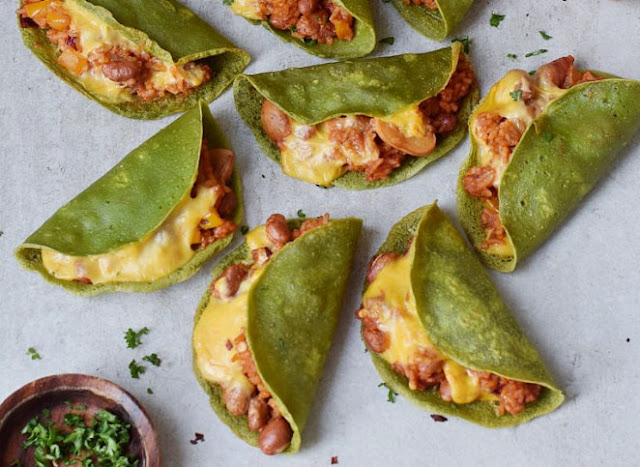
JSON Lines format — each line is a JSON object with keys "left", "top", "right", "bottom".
{"left": 462, "top": 56, "right": 600, "bottom": 253}
{"left": 357, "top": 245, "right": 542, "bottom": 416}
{"left": 18, "top": 0, "right": 212, "bottom": 103}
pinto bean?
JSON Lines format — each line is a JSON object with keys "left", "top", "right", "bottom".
{"left": 222, "top": 385, "right": 251, "bottom": 416}
{"left": 248, "top": 397, "right": 270, "bottom": 431}
{"left": 258, "top": 417, "right": 293, "bottom": 455}
{"left": 299, "top": 0, "right": 319, "bottom": 14}
{"left": 366, "top": 252, "right": 399, "bottom": 284}
{"left": 222, "top": 263, "right": 249, "bottom": 297}
{"left": 265, "top": 214, "right": 291, "bottom": 246}
{"left": 102, "top": 60, "right": 143, "bottom": 83}
{"left": 261, "top": 100, "right": 291, "bottom": 143}
{"left": 433, "top": 114, "right": 457, "bottom": 134}
{"left": 216, "top": 190, "right": 237, "bottom": 218}
{"left": 209, "top": 149, "right": 235, "bottom": 184}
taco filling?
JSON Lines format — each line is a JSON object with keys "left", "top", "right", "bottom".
{"left": 461, "top": 56, "right": 600, "bottom": 256}
{"left": 18, "top": 0, "right": 212, "bottom": 103}
{"left": 229, "top": 0, "right": 354, "bottom": 45}
{"left": 261, "top": 58, "right": 475, "bottom": 186}
{"left": 357, "top": 242, "right": 541, "bottom": 416}
{"left": 193, "top": 213, "right": 330, "bottom": 455}
{"left": 40, "top": 141, "right": 237, "bottom": 285}
{"left": 405, "top": 0, "right": 438, "bottom": 9}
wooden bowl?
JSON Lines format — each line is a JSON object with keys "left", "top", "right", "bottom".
{"left": 0, "top": 374, "right": 160, "bottom": 466}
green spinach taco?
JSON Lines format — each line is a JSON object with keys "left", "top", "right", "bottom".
{"left": 222, "top": 0, "right": 375, "bottom": 59}
{"left": 386, "top": 0, "right": 475, "bottom": 41}
{"left": 357, "top": 203, "right": 564, "bottom": 426}
{"left": 234, "top": 43, "right": 479, "bottom": 189}
{"left": 16, "top": 102, "right": 242, "bottom": 296}
{"left": 193, "top": 213, "right": 361, "bottom": 454}
{"left": 458, "top": 56, "right": 640, "bottom": 272}
{"left": 17, "top": 0, "right": 250, "bottom": 119}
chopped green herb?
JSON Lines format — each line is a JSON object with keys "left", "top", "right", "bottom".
{"left": 510, "top": 89, "right": 523, "bottom": 101}
{"left": 379, "top": 37, "right": 395, "bottom": 46}
{"left": 240, "top": 225, "right": 249, "bottom": 235}
{"left": 539, "top": 30, "right": 552, "bottom": 40}
{"left": 529, "top": 70, "right": 536, "bottom": 76}
{"left": 20, "top": 407, "right": 139, "bottom": 466}
{"left": 142, "top": 353, "right": 162, "bottom": 367}
{"left": 223, "top": 0, "right": 233, "bottom": 4}
{"left": 289, "top": 25, "right": 297, "bottom": 33}
{"left": 525, "top": 49, "right": 548, "bottom": 58}
{"left": 378, "top": 382, "right": 398, "bottom": 403}
{"left": 26, "top": 347, "right": 41, "bottom": 360}
{"left": 451, "top": 36, "right": 471, "bottom": 54}
{"left": 147, "top": 388, "right": 154, "bottom": 395}
{"left": 124, "top": 327, "right": 149, "bottom": 349}
{"left": 490, "top": 13, "right": 505, "bottom": 27}
{"left": 542, "top": 131, "right": 555, "bottom": 142}
{"left": 129, "top": 359, "right": 146, "bottom": 379}
{"left": 297, "top": 209, "right": 306, "bottom": 219}
{"left": 507, "top": 53, "right": 518, "bottom": 60}
{"left": 0, "top": 231, "right": 4, "bottom": 237}
{"left": 303, "top": 38, "right": 317, "bottom": 45}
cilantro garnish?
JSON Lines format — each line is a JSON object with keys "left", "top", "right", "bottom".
{"left": 490, "top": 13, "right": 505, "bottom": 27}
{"left": 20, "top": 407, "right": 139, "bottom": 466}
{"left": 297, "top": 209, "right": 306, "bottom": 219}
{"left": 525, "top": 49, "right": 548, "bottom": 57}
{"left": 26, "top": 347, "right": 41, "bottom": 360}
{"left": 451, "top": 36, "right": 471, "bottom": 54}
{"left": 129, "top": 359, "right": 146, "bottom": 379}
{"left": 240, "top": 225, "right": 249, "bottom": 235}
{"left": 124, "top": 327, "right": 148, "bottom": 349}
{"left": 303, "top": 38, "right": 317, "bottom": 45}
{"left": 142, "top": 353, "right": 161, "bottom": 367}
{"left": 378, "top": 382, "right": 398, "bottom": 403}
{"left": 507, "top": 53, "right": 518, "bottom": 60}
{"left": 539, "top": 30, "right": 553, "bottom": 40}
{"left": 379, "top": 37, "right": 395, "bottom": 46}
{"left": 222, "top": 0, "right": 233, "bottom": 5}
{"left": 147, "top": 388, "right": 154, "bottom": 395}
{"left": 510, "top": 89, "right": 523, "bottom": 101}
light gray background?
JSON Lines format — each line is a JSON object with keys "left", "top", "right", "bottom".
{"left": 1, "top": 0, "right": 639, "bottom": 465}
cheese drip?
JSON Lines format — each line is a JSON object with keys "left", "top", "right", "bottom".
{"left": 363, "top": 244, "right": 497, "bottom": 404}
{"left": 41, "top": 185, "right": 220, "bottom": 284}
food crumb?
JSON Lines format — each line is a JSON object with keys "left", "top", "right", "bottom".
{"left": 190, "top": 432, "right": 205, "bottom": 445}
{"left": 331, "top": 456, "right": 339, "bottom": 464}
{"left": 430, "top": 414, "right": 448, "bottom": 422}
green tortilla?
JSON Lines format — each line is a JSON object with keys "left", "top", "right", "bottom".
{"left": 387, "top": 0, "right": 475, "bottom": 41}
{"left": 230, "top": 0, "right": 375, "bottom": 59}
{"left": 457, "top": 77, "right": 640, "bottom": 272}
{"left": 234, "top": 43, "right": 478, "bottom": 189}
{"left": 18, "top": 0, "right": 250, "bottom": 119}
{"left": 362, "top": 203, "right": 564, "bottom": 427}
{"left": 15, "top": 102, "right": 243, "bottom": 296}
{"left": 193, "top": 217, "right": 362, "bottom": 453}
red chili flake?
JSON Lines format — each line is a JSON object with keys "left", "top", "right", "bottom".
{"left": 430, "top": 414, "right": 448, "bottom": 422}
{"left": 331, "top": 456, "right": 339, "bottom": 465}
{"left": 225, "top": 339, "right": 233, "bottom": 351}
{"left": 190, "top": 433, "right": 205, "bottom": 444}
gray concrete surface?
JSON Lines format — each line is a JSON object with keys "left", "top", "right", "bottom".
{"left": 1, "top": 0, "right": 639, "bottom": 465}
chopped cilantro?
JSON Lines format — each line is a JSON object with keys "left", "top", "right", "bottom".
{"left": 379, "top": 37, "right": 395, "bottom": 46}
{"left": 378, "top": 382, "right": 398, "bottom": 403}
{"left": 539, "top": 30, "right": 553, "bottom": 40}
{"left": 303, "top": 38, "right": 317, "bottom": 45}
{"left": 0, "top": 231, "right": 4, "bottom": 237}
{"left": 129, "top": 359, "right": 146, "bottom": 379}
{"left": 507, "top": 53, "right": 518, "bottom": 60}
{"left": 490, "top": 13, "right": 505, "bottom": 27}
{"left": 510, "top": 89, "right": 523, "bottom": 101}
{"left": 20, "top": 407, "right": 139, "bottom": 465}
{"left": 240, "top": 225, "right": 249, "bottom": 235}
{"left": 542, "top": 131, "right": 555, "bottom": 142}
{"left": 451, "top": 36, "right": 471, "bottom": 54}
{"left": 147, "top": 388, "right": 154, "bottom": 395}
{"left": 124, "top": 327, "right": 148, "bottom": 349}
{"left": 529, "top": 70, "right": 536, "bottom": 76}
{"left": 222, "top": 0, "right": 233, "bottom": 5}
{"left": 525, "top": 49, "right": 548, "bottom": 58}
{"left": 297, "top": 209, "right": 306, "bottom": 219}
{"left": 26, "top": 347, "right": 41, "bottom": 360}
{"left": 142, "top": 353, "right": 162, "bottom": 367}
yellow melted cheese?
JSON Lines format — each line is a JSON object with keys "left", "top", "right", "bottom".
{"left": 378, "top": 105, "right": 429, "bottom": 139}
{"left": 41, "top": 185, "right": 220, "bottom": 284}
{"left": 364, "top": 246, "right": 497, "bottom": 404}
{"left": 61, "top": 0, "right": 208, "bottom": 103}
{"left": 245, "top": 225, "right": 272, "bottom": 251}
{"left": 230, "top": 0, "right": 264, "bottom": 20}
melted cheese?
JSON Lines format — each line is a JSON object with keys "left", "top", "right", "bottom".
{"left": 41, "top": 185, "right": 220, "bottom": 284}
{"left": 364, "top": 245, "right": 497, "bottom": 405}
{"left": 230, "top": 0, "right": 264, "bottom": 20}
{"left": 245, "top": 225, "right": 272, "bottom": 251}
{"left": 378, "top": 105, "right": 429, "bottom": 139}
{"left": 56, "top": 0, "right": 208, "bottom": 103}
